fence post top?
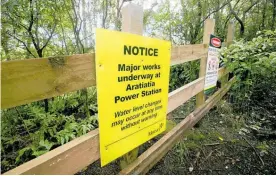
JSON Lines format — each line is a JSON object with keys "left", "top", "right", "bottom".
{"left": 122, "top": 2, "right": 143, "bottom": 10}
{"left": 122, "top": 3, "right": 143, "bottom": 35}
{"left": 205, "top": 18, "right": 215, "bottom": 24}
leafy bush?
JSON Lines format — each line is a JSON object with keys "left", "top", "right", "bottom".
{"left": 221, "top": 30, "right": 276, "bottom": 135}
{"left": 1, "top": 87, "right": 98, "bottom": 173}
{"left": 169, "top": 61, "right": 200, "bottom": 92}
{"left": 221, "top": 30, "right": 276, "bottom": 108}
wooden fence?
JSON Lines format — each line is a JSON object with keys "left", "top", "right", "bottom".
{"left": 1, "top": 4, "right": 235, "bottom": 175}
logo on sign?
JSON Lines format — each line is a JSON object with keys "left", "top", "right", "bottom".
{"left": 211, "top": 38, "right": 221, "bottom": 48}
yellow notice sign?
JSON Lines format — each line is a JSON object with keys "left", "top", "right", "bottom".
{"left": 96, "top": 28, "right": 171, "bottom": 166}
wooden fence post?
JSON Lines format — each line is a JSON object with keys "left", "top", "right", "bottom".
{"left": 119, "top": 3, "right": 143, "bottom": 169}
{"left": 226, "top": 21, "right": 235, "bottom": 46}
{"left": 195, "top": 19, "right": 215, "bottom": 108}
{"left": 221, "top": 21, "right": 235, "bottom": 86}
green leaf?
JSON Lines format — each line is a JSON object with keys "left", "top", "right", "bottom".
{"left": 16, "top": 147, "right": 31, "bottom": 164}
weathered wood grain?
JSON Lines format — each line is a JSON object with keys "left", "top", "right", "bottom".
{"left": 168, "top": 77, "right": 204, "bottom": 113}
{"left": 1, "top": 54, "right": 96, "bottom": 109}
{"left": 218, "top": 66, "right": 229, "bottom": 80}
{"left": 196, "top": 19, "right": 215, "bottom": 108}
{"left": 171, "top": 44, "right": 208, "bottom": 65}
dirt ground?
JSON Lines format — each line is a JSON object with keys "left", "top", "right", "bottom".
{"left": 79, "top": 98, "right": 276, "bottom": 175}
{"left": 148, "top": 100, "right": 276, "bottom": 175}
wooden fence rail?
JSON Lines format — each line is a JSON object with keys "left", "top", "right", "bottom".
{"left": 3, "top": 69, "right": 229, "bottom": 175}
{"left": 2, "top": 3, "right": 234, "bottom": 175}
{"left": 1, "top": 44, "right": 207, "bottom": 109}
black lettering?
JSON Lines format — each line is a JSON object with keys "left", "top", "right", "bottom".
{"left": 132, "top": 46, "right": 139, "bottom": 55}
{"left": 115, "top": 94, "right": 139, "bottom": 103}
{"left": 123, "top": 45, "right": 158, "bottom": 57}
{"left": 118, "top": 64, "right": 125, "bottom": 71}
{"left": 126, "top": 84, "right": 131, "bottom": 91}
{"left": 111, "top": 119, "right": 124, "bottom": 127}
{"left": 154, "top": 49, "right": 158, "bottom": 56}
{"left": 148, "top": 48, "right": 153, "bottom": 56}
{"left": 115, "top": 96, "right": 120, "bottom": 103}
{"left": 124, "top": 45, "right": 131, "bottom": 55}
{"left": 139, "top": 47, "right": 145, "bottom": 55}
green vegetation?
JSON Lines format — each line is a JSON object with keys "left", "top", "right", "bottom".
{"left": 222, "top": 30, "right": 276, "bottom": 137}
{"left": 1, "top": 88, "right": 98, "bottom": 172}
{"left": 222, "top": 30, "right": 276, "bottom": 108}
{"left": 169, "top": 61, "right": 200, "bottom": 92}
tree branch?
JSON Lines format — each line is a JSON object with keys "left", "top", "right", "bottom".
{"left": 201, "top": 0, "right": 233, "bottom": 24}
{"left": 34, "top": 0, "right": 40, "bottom": 48}
{"left": 41, "top": 22, "right": 57, "bottom": 51}
{"left": 7, "top": 32, "right": 36, "bottom": 58}
{"left": 229, "top": 2, "right": 244, "bottom": 36}
{"left": 4, "top": 12, "right": 28, "bottom": 31}
{"left": 28, "top": 0, "right": 39, "bottom": 51}
{"left": 243, "top": 0, "right": 260, "bottom": 14}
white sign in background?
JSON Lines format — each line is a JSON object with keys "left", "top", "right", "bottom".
{"left": 204, "top": 46, "right": 220, "bottom": 90}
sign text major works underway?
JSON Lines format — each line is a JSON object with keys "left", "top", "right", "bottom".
{"left": 96, "top": 29, "right": 171, "bottom": 166}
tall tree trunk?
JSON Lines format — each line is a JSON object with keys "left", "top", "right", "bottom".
{"left": 115, "top": 0, "right": 121, "bottom": 30}
{"left": 69, "top": 0, "right": 90, "bottom": 118}
{"left": 82, "top": 0, "right": 88, "bottom": 48}
{"left": 37, "top": 49, "right": 49, "bottom": 113}
{"left": 60, "top": 23, "right": 69, "bottom": 55}
{"left": 102, "top": 0, "right": 108, "bottom": 28}
{"left": 215, "top": 0, "right": 221, "bottom": 35}
{"left": 262, "top": 0, "right": 267, "bottom": 29}
{"left": 190, "top": 1, "right": 202, "bottom": 44}
{"left": 272, "top": 0, "right": 276, "bottom": 30}
{"left": 26, "top": 39, "right": 32, "bottom": 58}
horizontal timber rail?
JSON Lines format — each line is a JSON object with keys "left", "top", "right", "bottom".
{"left": 218, "top": 67, "right": 229, "bottom": 78}
{"left": 120, "top": 77, "right": 236, "bottom": 175}
{"left": 3, "top": 69, "right": 228, "bottom": 175}
{"left": 171, "top": 44, "right": 208, "bottom": 65}
{"left": 4, "top": 130, "right": 100, "bottom": 175}
{"left": 168, "top": 77, "right": 204, "bottom": 113}
{"left": 1, "top": 54, "right": 96, "bottom": 109}
{"left": 1, "top": 44, "right": 207, "bottom": 109}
